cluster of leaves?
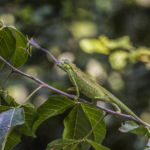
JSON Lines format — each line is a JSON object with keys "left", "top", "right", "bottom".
{"left": 0, "top": 21, "right": 108, "bottom": 150}
{"left": 0, "top": 21, "right": 150, "bottom": 150}
{"left": 0, "top": 89, "right": 109, "bottom": 150}
{"left": 80, "top": 35, "right": 150, "bottom": 70}
{"left": 0, "top": 87, "right": 110, "bottom": 150}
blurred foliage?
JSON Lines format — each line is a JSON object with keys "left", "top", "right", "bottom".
{"left": 80, "top": 35, "right": 150, "bottom": 70}
{"left": 1, "top": 0, "right": 150, "bottom": 150}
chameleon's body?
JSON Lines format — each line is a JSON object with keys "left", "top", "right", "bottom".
{"left": 57, "top": 59, "right": 150, "bottom": 128}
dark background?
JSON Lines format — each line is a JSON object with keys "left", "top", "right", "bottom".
{"left": 1, "top": 0, "right": 150, "bottom": 149}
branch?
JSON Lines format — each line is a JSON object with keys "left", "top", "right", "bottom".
{"left": 0, "top": 56, "right": 72, "bottom": 98}
{"left": 0, "top": 56, "right": 146, "bottom": 126}
{"left": 27, "top": 37, "right": 59, "bottom": 64}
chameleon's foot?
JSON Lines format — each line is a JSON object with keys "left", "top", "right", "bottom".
{"left": 116, "top": 110, "right": 121, "bottom": 115}
{"left": 92, "top": 99, "right": 97, "bottom": 107}
{"left": 111, "top": 103, "right": 121, "bottom": 117}
{"left": 74, "top": 95, "right": 78, "bottom": 102}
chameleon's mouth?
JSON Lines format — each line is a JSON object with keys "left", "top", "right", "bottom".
{"left": 57, "top": 62, "right": 64, "bottom": 66}
{"left": 60, "top": 59, "right": 69, "bottom": 65}
{"left": 56, "top": 62, "right": 68, "bottom": 72}
{"left": 56, "top": 59, "right": 69, "bottom": 66}
{"left": 56, "top": 59, "right": 64, "bottom": 65}
{"left": 63, "top": 59, "right": 69, "bottom": 64}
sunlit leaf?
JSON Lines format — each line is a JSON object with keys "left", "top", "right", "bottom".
{"left": 99, "top": 35, "right": 133, "bottom": 50}
{"left": 109, "top": 50, "right": 128, "bottom": 70}
{"left": 63, "top": 104, "right": 92, "bottom": 150}
{"left": 81, "top": 103, "right": 106, "bottom": 144}
{"left": 33, "top": 95, "right": 75, "bottom": 132}
{"left": 137, "top": 47, "right": 150, "bottom": 56}
{"left": 119, "top": 121, "right": 150, "bottom": 138}
{"left": 116, "top": 36, "right": 133, "bottom": 50}
{"left": 80, "top": 39, "right": 109, "bottom": 54}
{"left": 86, "top": 139, "right": 110, "bottom": 150}
{"left": 0, "top": 108, "right": 25, "bottom": 149}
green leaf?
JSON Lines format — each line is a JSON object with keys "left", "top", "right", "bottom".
{"left": 79, "top": 39, "right": 109, "bottom": 55}
{"left": 81, "top": 103, "right": 106, "bottom": 144}
{"left": 7, "top": 26, "right": 28, "bottom": 68}
{"left": 86, "top": 139, "right": 110, "bottom": 150}
{"left": 5, "top": 95, "right": 17, "bottom": 107}
{"left": 109, "top": 51, "right": 128, "bottom": 70}
{"left": 63, "top": 104, "right": 92, "bottom": 150}
{"left": 33, "top": 95, "right": 75, "bottom": 132}
{"left": 21, "top": 103, "right": 38, "bottom": 138}
{"left": 0, "top": 108, "right": 25, "bottom": 149}
{"left": 46, "top": 139, "right": 81, "bottom": 150}
{"left": 0, "top": 25, "right": 28, "bottom": 70}
{"left": 0, "top": 106, "right": 11, "bottom": 114}
{"left": 99, "top": 35, "right": 133, "bottom": 50}
{"left": 0, "top": 27, "right": 16, "bottom": 70}
{"left": 0, "top": 91, "right": 9, "bottom": 106}
{"left": 2, "top": 126, "right": 22, "bottom": 150}
{"left": 0, "top": 90, "right": 18, "bottom": 107}
{"left": 119, "top": 121, "right": 150, "bottom": 138}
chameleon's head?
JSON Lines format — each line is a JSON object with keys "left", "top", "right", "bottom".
{"left": 57, "top": 59, "right": 75, "bottom": 72}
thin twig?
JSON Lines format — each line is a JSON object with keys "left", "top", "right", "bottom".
{"left": 0, "top": 56, "right": 147, "bottom": 126}
{"left": 17, "top": 85, "right": 44, "bottom": 108}
{"left": 27, "top": 38, "right": 60, "bottom": 64}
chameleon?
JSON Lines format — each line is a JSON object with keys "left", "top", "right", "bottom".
{"left": 57, "top": 59, "right": 150, "bottom": 129}
{"left": 27, "top": 39, "right": 150, "bottom": 128}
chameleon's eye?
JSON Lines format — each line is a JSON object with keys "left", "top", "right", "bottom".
{"left": 64, "top": 59, "right": 69, "bottom": 64}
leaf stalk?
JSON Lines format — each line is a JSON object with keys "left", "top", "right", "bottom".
{"left": 17, "top": 85, "right": 43, "bottom": 108}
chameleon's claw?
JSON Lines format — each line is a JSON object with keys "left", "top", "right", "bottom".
{"left": 92, "top": 100, "right": 97, "bottom": 107}
{"left": 74, "top": 95, "right": 78, "bottom": 102}
{"left": 116, "top": 111, "right": 121, "bottom": 115}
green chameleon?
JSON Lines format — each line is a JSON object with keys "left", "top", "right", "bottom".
{"left": 57, "top": 59, "right": 150, "bottom": 129}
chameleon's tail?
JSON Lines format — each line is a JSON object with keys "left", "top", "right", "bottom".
{"left": 115, "top": 98, "right": 150, "bottom": 129}
{"left": 102, "top": 86, "right": 150, "bottom": 129}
